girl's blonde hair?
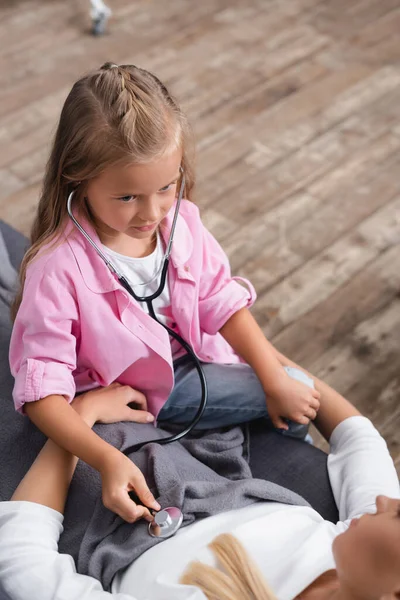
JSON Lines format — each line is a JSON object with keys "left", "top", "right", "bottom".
{"left": 181, "top": 533, "right": 278, "bottom": 600}
{"left": 11, "top": 62, "right": 194, "bottom": 319}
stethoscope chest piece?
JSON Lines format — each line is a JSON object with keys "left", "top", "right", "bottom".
{"left": 148, "top": 506, "right": 183, "bottom": 539}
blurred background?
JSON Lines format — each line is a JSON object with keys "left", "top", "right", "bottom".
{"left": 0, "top": 0, "right": 399, "bottom": 469}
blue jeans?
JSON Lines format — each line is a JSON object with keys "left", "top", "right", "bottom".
{"left": 158, "top": 357, "right": 314, "bottom": 440}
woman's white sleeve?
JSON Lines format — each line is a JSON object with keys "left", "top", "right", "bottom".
{"left": 328, "top": 416, "right": 400, "bottom": 523}
{"left": 0, "top": 502, "right": 135, "bottom": 600}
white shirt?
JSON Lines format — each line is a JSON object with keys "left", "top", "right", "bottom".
{"left": 0, "top": 417, "right": 398, "bottom": 600}
{"left": 102, "top": 233, "right": 183, "bottom": 358}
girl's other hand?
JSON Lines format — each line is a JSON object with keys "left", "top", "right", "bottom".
{"left": 267, "top": 378, "right": 321, "bottom": 430}
{"left": 72, "top": 383, "right": 155, "bottom": 426}
{"left": 100, "top": 449, "right": 161, "bottom": 522}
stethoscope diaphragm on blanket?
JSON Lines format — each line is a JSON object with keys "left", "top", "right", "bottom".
{"left": 129, "top": 491, "right": 183, "bottom": 538}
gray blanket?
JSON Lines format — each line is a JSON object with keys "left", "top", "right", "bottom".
{"left": 0, "top": 228, "right": 308, "bottom": 591}
{"left": 75, "top": 422, "right": 308, "bottom": 590}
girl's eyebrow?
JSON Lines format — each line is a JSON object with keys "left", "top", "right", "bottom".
{"left": 159, "top": 173, "right": 180, "bottom": 187}
{"left": 113, "top": 173, "right": 180, "bottom": 197}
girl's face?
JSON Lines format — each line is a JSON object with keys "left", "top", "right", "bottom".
{"left": 85, "top": 148, "right": 182, "bottom": 248}
{"left": 333, "top": 496, "right": 400, "bottom": 599}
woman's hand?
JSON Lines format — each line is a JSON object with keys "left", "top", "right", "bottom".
{"left": 100, "top": 449, "right": 160, "bottom": 522}
{"left": 267, "top": 377, "right": 321, "bottom": 430}
{"left": 72, "top": 382, "right": 155, "bottom": 426}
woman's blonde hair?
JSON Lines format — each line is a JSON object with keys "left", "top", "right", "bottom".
{"left": 181, "top": 533, "right": 278, "bottom": 600}
{"left": 11, "top": 61, "right": 194, "bottom": 319}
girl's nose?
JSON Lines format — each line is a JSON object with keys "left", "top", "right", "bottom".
{"left": 139, "top": 197, "right": 159, "bottom": 223}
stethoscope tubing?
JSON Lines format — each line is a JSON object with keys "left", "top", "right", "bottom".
{"left": 66, "top": 173, "right": 208, "bottom": 455}
{"left": 124, "top": 293, "right": 208, "bottom": 454}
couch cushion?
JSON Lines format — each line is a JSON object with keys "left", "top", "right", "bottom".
{"left": 0, "top": 222, "right": 45, "bottom": 500}
{"left": 0, "top": 221, "right": 28, "bottom": 271}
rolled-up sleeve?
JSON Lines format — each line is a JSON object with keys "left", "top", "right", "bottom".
{"left": 198, "top": 226, "right": 256, "bottom": 335}
{"left": 9, "top": 268, "right": 79, "bottom": 414}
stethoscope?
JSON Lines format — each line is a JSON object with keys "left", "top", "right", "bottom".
{"left": 67, "top": 170, "right": 207, "bottom": 538}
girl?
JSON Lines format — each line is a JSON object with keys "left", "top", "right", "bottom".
{"left": 1, "top": 365, "right": 399, "bottom": 600}
{"left": 9, "top": 62, "right": 321, "bottom": 523}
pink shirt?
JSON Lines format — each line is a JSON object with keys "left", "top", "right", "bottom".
{"left": 9, "top": 200, "right": 256, "bottom": 418}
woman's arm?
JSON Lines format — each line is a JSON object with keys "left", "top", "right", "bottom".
{"left": 220, "top": 308, "right": 321, "bottom": 429}
{"left": 11, "top": 399, "right": 98, "bottom": 512}
{"left": 327, "top": 417, "right": 400, "bottom": 522}
{"left": 272, "top": 348, "right": 400, "bottom": 522}
{"left": 11, "top": 441, "right": 79, "bottom": 514}
{"left": 0, "top": 501, "right": 136, "bottom": 600}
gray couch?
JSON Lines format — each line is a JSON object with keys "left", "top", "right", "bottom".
{"left": 0, "top": 222, "right": 45, "bottom": 488}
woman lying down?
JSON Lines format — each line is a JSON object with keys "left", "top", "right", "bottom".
{"left": 0, "top": 368, "right": 399, "bottom": 600}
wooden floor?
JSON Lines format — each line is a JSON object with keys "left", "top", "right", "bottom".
{"left": 0, "top": 0, "right": 399, "bottom": 472}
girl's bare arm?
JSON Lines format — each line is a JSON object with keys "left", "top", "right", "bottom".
{"left": 24, "top": 392, "right": 160, "bottom": 521}
{"left": 25, "top": 395, "right": 114, "bottom": 472}
{"left": 220, "top": 308, "right": 321, "bottom": 429}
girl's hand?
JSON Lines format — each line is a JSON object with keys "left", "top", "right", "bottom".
{"left": 100, "top": 449, "right": 160, "bottom": 522}
{"left": 267, "top": 378, "right": 321, "bottom": 430}
{"left": 72, "top": 383, "right": 155, "bottom": 426}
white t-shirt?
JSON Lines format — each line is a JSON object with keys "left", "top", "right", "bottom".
{"left": 102, "top": 234, "right": 183, "bottom": 359}
{"left": 0, "top": 417, "right": 398, "bottom": 600}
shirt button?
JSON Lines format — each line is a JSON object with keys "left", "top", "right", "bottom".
{"left": 184, "top": 265, "right": 190, "bottom": 272}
